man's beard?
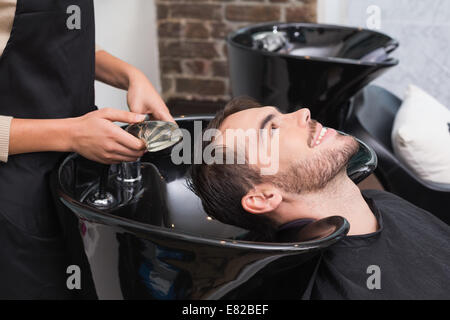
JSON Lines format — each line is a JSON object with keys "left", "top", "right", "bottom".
{"left": 270, "top": 131, "right": 359, "bottom": 194}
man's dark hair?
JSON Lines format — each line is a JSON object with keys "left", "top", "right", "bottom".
{"left": 188, "top": 97, "right": 277, "bottom": 240}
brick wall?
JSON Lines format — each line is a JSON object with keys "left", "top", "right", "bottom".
{"left": 156, "top": 0, "right": 317, "bottom": 107}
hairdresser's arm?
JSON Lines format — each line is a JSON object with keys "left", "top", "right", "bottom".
{"left": 8, "top": 108, "right": 147, "bottom": 164}
{"left": 95, "top": 50, "right": 174, "bottom": 123}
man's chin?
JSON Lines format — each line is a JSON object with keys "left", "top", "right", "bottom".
{"left": 337, "top": 134, "right": 360, "bottom": 163}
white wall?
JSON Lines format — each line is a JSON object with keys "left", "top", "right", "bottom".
{"left": 93, "top": 0, "right": 160, "bottom": 111}
{"left": 317, "top": 0, "right": 349, "bottom": 25}
{"left": 318, "top": 0, "right": 450, "bottom": 109}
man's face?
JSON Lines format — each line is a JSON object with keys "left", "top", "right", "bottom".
{"left": 218, "top": 106, "right": 359, "bottom": 193}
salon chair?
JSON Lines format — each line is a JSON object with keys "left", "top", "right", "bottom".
{"left": 344, "top": 85, "right": 450, "bottom": 224}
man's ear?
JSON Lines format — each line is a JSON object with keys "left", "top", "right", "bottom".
{"left": 241, "top": 185, "right": 282, "bottom": 215}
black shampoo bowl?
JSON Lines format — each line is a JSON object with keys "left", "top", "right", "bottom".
{"left": 228, "top": 23, "right": 398, "bottom": 128}
{"left": 54, "top": 115, "right": 376, "bottom": 299}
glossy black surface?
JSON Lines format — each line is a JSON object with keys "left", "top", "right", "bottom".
{"left": 54, "top": 116, "right": 378, "bottom": 299}
{"left": 228, "top": 23, "right": 398, "bottom": 128}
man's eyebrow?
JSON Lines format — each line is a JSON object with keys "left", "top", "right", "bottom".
{"left": 259, "top": 107, "right": 281, "bottom": 131}
{"left": 259, "top": 113, "right": 275, "bottom": 131}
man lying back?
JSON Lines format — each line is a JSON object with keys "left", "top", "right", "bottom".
{"left": 189, "top": 97, "right": 450, "bottom": 300}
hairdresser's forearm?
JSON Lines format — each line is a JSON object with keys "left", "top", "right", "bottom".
{"left": 9, "top": 118, "right": 74, "bottom": 155}
{"left": 95, "top": 50, "right": 137, "bottom": 90}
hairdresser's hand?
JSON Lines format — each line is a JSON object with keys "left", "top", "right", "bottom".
{"left": 127, "top": 70, "right": 175, "bottom": 123}
{"left": 70, "top": 108, "right": 147, "bottom": 164}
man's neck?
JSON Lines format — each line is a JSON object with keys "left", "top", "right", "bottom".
{"left": 276, "top": 173, "right": 378, "bottom": 236}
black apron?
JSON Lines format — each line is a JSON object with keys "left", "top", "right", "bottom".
{"left": 0, "top": 0, "right": 96, "bottom": 298}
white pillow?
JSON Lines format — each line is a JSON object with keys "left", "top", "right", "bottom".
{"left": 391, "top": 84, "right": 450, "bottom": 184}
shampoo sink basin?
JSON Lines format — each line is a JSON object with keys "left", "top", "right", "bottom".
{"left": 53, "top": 115, "right": 376, "bottom": 299}
{"left": 227, "top": 23, "right": 399, "bottom": 128}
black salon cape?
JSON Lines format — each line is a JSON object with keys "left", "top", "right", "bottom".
{"left": 303, "top": 189, "right": 450, "bottom": 300}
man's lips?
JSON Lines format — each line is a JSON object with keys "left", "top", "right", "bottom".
{"left": 311, "top": 122, "right": 323, "bottom": 148}
{"left": 310, "top": 122, "right": 336, "bottom": 147}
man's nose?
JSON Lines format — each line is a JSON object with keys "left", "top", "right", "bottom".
{"left": 293, "top": 108, "right": 311, "bottom": 127}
